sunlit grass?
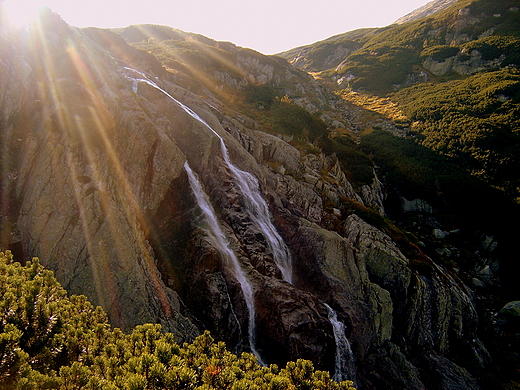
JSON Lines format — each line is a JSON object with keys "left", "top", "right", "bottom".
{"left": 337, "top": 89, "right": 409, "bottom": 123}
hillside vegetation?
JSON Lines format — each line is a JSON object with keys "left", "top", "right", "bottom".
{"left": 0, "top": 251, "right": 356, "bottom": 390}
{"left": 279, "top": 0, "right": 520, "bottom": 201}
{"left": 308, "top": 0, "right": 520, "bottom": 91}
{"left": 393, "top": 67, "right": 520, "bottom": 197}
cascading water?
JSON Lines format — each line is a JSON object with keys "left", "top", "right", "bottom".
{"left": 225, "top": 161, "right": 293, "bottom": 283}
{"left": 125, "top": 68, "right": 292, "bottom": 283}
{"left": 184, "top": 161, "right": 264, "bottom": 363}
{"left": 126, "top": 68, "right": 357, "bottom": 378}
{"left": 324, "top": 304, "right": 357, "bottom": 384}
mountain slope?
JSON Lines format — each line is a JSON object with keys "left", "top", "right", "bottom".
{"left": 318, "top": 0, "right": 520, "bottom": 202}
{"left": 281, "top": 0, "right": 520, "bottom": 88}
{"left": 276, "top": 28, "right": 377, "bottom": 73}
{"left": 278, "top": 0, "right": 520, "bottom": 227}
{"left": 281, "top": 1, "right": 520, "bottom": 386}
{"left": 0, "top": 4, "right": 518, "bottom": 390}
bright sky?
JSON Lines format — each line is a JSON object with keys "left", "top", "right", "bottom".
{"left": 3, "top": 0, "right": 432, "bottom": 54}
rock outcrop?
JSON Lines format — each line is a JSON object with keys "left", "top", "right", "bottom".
{"left": 285, "top": 44, "right": 361, "bottom": 73}
{"left": 394, "top": 0, "right": 458, "bottom": 25}
{"left": 422, "top": 50, "right": 508, "bottom": 77}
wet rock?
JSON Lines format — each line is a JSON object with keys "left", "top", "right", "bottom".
{"left": 344, "top": 215, "right": 411, "bottom": 313}
{"left": 497, "top": 301, "right": 520, "bottom": 330}
{"left": 401, "top": 197, "right": 433, "bottom": 214}
{"left": 419, "top": 352, "right": 480, "bottom": 390}
{"left": 255, "top": 276, "right": 336, "bottom": 370}
{"left": 362, "top": 341, "right": 426, "bottom": 390}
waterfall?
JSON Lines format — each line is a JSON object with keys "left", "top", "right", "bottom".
{"left": 126, "top": 68, "right": 292, "bottom": 283}
{"left": 225, "top": 162, "right": 293, "bottom": 283}
{"left": 184, "top": 161, "right": 263, "bottom": 363}
{"left": 324, "top": 304, "right": 357, "bottom": 384}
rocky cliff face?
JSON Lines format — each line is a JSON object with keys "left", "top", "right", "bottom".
{"left": 422, "top": 48, "right": 508, "bottom": 76}
{"left": 0, "top": 11, "right": 200, "bottom": 341}
{"left": 0, "top": 10, "right": 492, "bottom": 389}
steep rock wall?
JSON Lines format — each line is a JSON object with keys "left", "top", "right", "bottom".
{"left": 0, "top": 14, "right": 198, "bottom": 339}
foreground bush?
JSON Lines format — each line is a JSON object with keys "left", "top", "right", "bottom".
{"left": 0, "top": 251, "right": 356, "bottom": 390}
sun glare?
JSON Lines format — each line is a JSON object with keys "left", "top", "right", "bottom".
{"left": 3, "top": 0, "right": 47, "bottom": 28}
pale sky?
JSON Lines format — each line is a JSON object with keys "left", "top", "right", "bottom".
{"left": 3, "top": 0, "right": 432, "bottom": 54}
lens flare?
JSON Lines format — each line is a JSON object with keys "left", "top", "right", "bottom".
{"left": 3, "top": 0, "right": 46, "bottom": 28}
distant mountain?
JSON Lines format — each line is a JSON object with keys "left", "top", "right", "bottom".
{"left": 325, "top": 0, "right": 520, "bottom": 91}
{"left": 276, "top": 28, "right": 378, "bottom": 73}
{"left": 281, "top": 0, "right": 520, "bottom": 86}
{"left": 394, "top": 0, "right": 459, "bottom": 24}
{"left": 276, "top": 0, "right": 459, "bottom": 72}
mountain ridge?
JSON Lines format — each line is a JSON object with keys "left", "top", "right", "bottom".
{"left": 394, "top": 0, "right": 459, "bottom": 24}
{"left": 279, "top": 0, "right": 520, "bottom": 80}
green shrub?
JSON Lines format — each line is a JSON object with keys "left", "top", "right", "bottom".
{"left": 342, "top": 45, "right": 419, "bottom": 94}
{"left": 325, "top": 135, "right": 374, "bottom": 186}
{"left": 420, "top": 45, "right": 460, "bottom": 61}
{"left": 360, "top": 127, "right": 520, "bottom": 234}
{"left": 269, "top": 100, "right": 329, "bottom": 142}
{"left": 391, "top": 67, "right": 520, "bottom": 197}
{"left": 462, "top": 36, "right": 520, "bottom": 64}
{"left": 244, "top": 84, "right": 280, "bottom": 108}
{"left": 0, "top": 251, "right": 357, "bottom": 390}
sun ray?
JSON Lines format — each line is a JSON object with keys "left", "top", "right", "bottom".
{"left": 2, "top": 0, "right": 47, "bottom": 29}
{"left": 19, "top": 15, "right": 117, "bottom": 311}
{"left": 87, "top": 105, "right": 175, "bottom": 318}
{"left": 13, "top": 10, "right": 176, "bottom": 321}
{"left": 66, "top": 38, "right": 177, "bottom": 317}
{"left": 63, "top": 116, "right": 115, "bottom": 315}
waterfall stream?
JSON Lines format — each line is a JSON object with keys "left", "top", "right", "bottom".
{"left": 185, "top": 161, "right": 263, "bottom": 362}
{"left": 126, "top": 69, "right": 292, "bottom": 283}
{"left": 126, "top": 69, "right": 356, "bottom": 376}
{"left": 324, "top": 304, "right": 357, "bottom": 384}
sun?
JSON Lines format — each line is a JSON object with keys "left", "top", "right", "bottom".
{"left": 2, "top": 0, "right": 48, "bottom": 28}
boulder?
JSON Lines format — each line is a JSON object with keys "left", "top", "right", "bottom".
{"left": 401, "top": 197, "right": 433, "bottom": 214}
{"left": 497, "top": 301, "right": 520, "bottom": 330}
